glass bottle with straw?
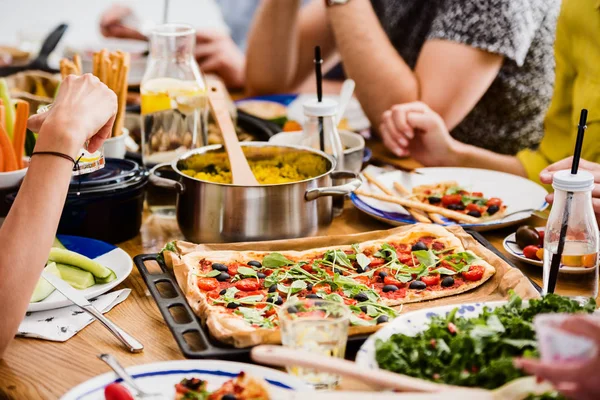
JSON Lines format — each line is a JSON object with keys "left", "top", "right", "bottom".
{"left": 301, "top": 46, "right": 345, "bottom": 171}
{"left": 543, "top": 109, "right": 599, "bottom": 303}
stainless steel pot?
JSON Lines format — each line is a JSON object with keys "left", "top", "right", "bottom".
{"left": 149, "top": 142, "right": 361, "bottom": 243}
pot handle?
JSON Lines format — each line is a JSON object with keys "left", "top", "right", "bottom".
{"left": 305, "top": 171, "right": 362, "bottom": 201}
{"left": 149, "top": 163, "right": 185, "bottom": 194}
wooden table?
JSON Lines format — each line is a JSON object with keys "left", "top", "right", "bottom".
{"left": 0, "top": 197, "right": 550, "bottom": 399}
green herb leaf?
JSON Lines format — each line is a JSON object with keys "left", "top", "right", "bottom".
{"left": 374, "top": 243, "right": 398, "bottom": 262}
{"left": 262, "top": 253, "right": 294, "bottom": 268}
{"left": 350, "top": 313, "right": 376, "bottom": 326}
{"left": 356, "top": 253, "right": 371, "bottom": 269}
{"left": 290, "top": 280, "right": 307, "bottom": 294}
{"left": 413, "top": 250, "right": 439, "bottom": 268}
{"left": 446, "top": 186, "right": 464, "bottom": 195}
{"left": 204, "top": 269, "right": 221, "bottom": 278}
{"left": 432, "top": 267, "right": 457, "bottom": 276}
{"left": 237, "top": 266, "right": 258, "bottom": 277}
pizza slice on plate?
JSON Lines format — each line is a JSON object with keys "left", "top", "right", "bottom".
{"left": 167, "top": 225, "right": 495, "bottom": 347}
{"left": 412, "top": 181, "right": 507, "bottom": 221}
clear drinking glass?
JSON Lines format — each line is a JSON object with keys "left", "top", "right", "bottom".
{"left": 37, "top": 104, "right": 105, "bottom": 175}
{"left": 278, "top": 299, "right": 350, "bottom": 389}
{"left": 141, "top": 23, "right": 208, "bottom": 216}
{"left": 543, "top": 170, "right": 599, "bottom": 303}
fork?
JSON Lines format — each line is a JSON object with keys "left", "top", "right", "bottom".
{"left": 98, "top": 354, "right": 168, "bottom": 399}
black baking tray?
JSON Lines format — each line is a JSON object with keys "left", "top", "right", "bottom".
{"left": 133, "top": 230, "right": 540, "bottom": 361}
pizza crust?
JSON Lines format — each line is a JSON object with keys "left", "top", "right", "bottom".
{"left": 168, "top": 224, "right": 496, "bottom": 348}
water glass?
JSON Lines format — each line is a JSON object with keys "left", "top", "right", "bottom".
{"left": 278, "top": 299, "right": 350, "bottom": 389}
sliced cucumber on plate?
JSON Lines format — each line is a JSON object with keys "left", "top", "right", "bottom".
{"left": 30, "top": 262, "right": 60, "bottom": 303}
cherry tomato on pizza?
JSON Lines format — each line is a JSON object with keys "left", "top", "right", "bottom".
{"left": 462, "top": 265, "right": 485, "bottom": 281}
{"left": 235, "top": 279, "right": 261, "bottom": 292}
{"left": 197, "top": 278, "right": 219, "bottom": 291}
{"left": 421, "top": 274, "right": 441, "bottom": 286}
{"left": 442, "top": 194, "right": 463, "bottom": 206}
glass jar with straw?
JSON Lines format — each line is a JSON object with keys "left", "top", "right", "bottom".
{"left": 543, "top": 109, "right": 599, "bottom": 303}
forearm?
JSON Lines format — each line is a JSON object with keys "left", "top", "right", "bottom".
{"left": 245, "top": 0, "right": 303, "bottom": 95}
{"left": 452, "top": 142, "right": 527, "bottom": 177}
{"left": 327, "top": 0, "right": 418, "bottom": 127}
{"left": 0, "top": 135, "right": 76, "bottom": 357}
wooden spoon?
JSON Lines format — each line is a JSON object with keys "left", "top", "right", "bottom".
{"left": 251, "top": 345, "right": 446, "bottom": 393}
{"left": 252, "top": 346, "right": 554, "bottom": 400}
{"left": 207, "top": 85, "right": 258, "bottom": 185}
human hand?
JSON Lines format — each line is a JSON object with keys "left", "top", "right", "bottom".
{"left": 379, "top": 102, "right": 459, "bottom": 166}
{"left": 28, "top": 74, "right": 117, "bottom": 157}
{"left": 99, "top": 4, "right": 147, "bottom": 41}
{"left": 194, "top": 30, "right": 245, "bottom": 89}
{"left": 514, "top": 315, "right": 600, "bottom": 400}
{"left": 540, "top": 157, "right": 600, "bottom": 224}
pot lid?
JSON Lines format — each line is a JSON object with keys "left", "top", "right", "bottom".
{"left": 68, "top": 158, "right": 147, "bottom": 194}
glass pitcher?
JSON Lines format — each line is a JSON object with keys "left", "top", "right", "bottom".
{"left": 141, "top": 23, "right": 208, "bottom": 216}
{"left": 141, "top": 23, "right": 208, "bottom": 166}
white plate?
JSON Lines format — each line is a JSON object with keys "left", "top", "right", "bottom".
{"left": 287, "top": 94, "right": 370, "bottom": 131}
{"left": 61, "top": 359, "right": 312, "bottom": 400}
{"left": 503, "top": 227, "right": 544, "bottom": 267}
{"left": 352, "top": 166, "right": 548, "bottom": 232}
{"left": 503, "top": 228, "right": 591, "bottom": 274}
{"left": 28, "top": 235, "right": 132, "bottom": 312}
{"left": 355, "top": 301, "right": 508, "bottom": 370}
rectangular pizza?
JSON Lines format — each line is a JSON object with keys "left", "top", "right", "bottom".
{"left": 164, "top": 225, "right": 496, "bottom": 348}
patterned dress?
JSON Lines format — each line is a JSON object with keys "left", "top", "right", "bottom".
{"left": 371, "top": 0, "right": 560, "bottom": 155}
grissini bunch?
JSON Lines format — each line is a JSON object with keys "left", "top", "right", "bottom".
{"left": 60, "top": 50, "right": 129, "bottom": 138}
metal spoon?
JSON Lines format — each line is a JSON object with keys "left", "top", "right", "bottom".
{"left": 98, "top": 354, "right": 168, "bottom": 400}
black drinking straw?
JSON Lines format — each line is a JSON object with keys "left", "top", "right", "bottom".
{"left": 314, "top": 46, "right": 325, "bottom": 152}
{"left": 547, "top": 109, "right": 588, "bottom": 293}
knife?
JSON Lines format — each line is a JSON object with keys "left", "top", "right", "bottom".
{"left": 41, "top": 271, "right": 144, "bottom": 353}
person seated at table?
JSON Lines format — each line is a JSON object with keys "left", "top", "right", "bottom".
{"left": 379, "top": 0, "right": 600, "bottom": 184}
{"left": 245, "top": 0, "right": 558, "bottom": 156}
{"left": 515, "top": 315, "right": 600, "bottom": 400}
{"left": 0, "top": 74, "right": 117, "bottom": 358}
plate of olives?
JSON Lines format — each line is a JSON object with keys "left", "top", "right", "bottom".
{"left": 504, "top": 225, "right": 545, "bottom": 266}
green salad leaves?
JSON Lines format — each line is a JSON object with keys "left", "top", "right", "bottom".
{"left": 375, "top": 293, "right": 596, "bottom": 390}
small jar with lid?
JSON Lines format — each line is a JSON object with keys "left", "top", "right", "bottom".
{"left": 301, "top": 98, "right": 345, "bottom": 171}
{"left": 543, "top": 169, "right": 599, "bottom": 303}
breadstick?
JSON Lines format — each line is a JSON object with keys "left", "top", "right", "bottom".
{"left": 354, "top": 189, "right": 479, "bottom": 224}
{"left": 92, "top": 52, "right": 100, "bottom": 76}
{"left": 59, "top": 59, "right": 68, "bottom": 79}
{"left": 390, "top": 181, "right": 437, "bottom": 223}
{"left": 362, "top": 171, "right": 431, "bottom": 223}
{"left": 73, "top": 54, "right": 82, "bottom": 75}
{"left": 113, "top": 54, "right": 129, "bottom": 137}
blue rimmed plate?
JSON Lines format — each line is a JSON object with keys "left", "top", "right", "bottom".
{"left": 61, "top": 360, "right": 312, "bottom": 400}
{"left": 352, "top": 166, "right": 548, "bottom": 232}
{"left": 28, "top": 235, "right": 132, "bottom": 312}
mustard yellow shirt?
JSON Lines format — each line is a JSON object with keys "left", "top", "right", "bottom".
{"left": 517, "top": 0, "right": 600, "bottom": 184}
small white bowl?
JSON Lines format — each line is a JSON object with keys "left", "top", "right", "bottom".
{"left": 103, "top": 128, "right": 130, "bottom": 159}
{"left": 0, "top": 161, "right": 28, "bottom": 190}
{"left": 269, "top": 130, "right": 365, "bottom": 173}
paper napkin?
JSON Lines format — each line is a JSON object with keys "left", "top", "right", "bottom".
{"left": 17, "top": 289, "right": 131, "bottom": 342}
